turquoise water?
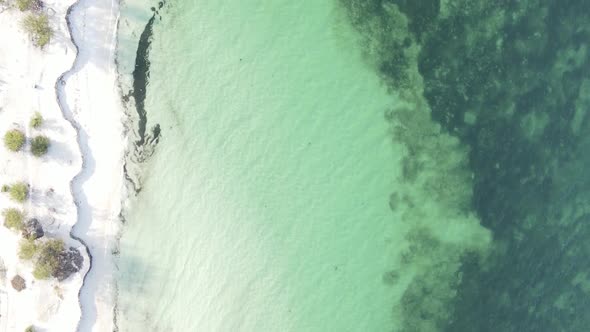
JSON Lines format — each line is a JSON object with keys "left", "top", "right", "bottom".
{"left": 117, "top": 1, "right": 406, "bottom": 331}
{"left": 117, "top": 1, "right": 590, "bottom": 331}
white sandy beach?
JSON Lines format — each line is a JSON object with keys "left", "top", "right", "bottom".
{"left": 0, "top": 0, "right": 123, "bottom": 330}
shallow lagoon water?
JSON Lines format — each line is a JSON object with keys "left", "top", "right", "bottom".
{"left": 117, "top": 1, "right": 590, "bottom": 331}
{"left": 116, "top": 1, "right": 404, "bottom": 331}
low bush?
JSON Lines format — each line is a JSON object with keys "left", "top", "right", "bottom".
{"left": 3, "top": 208, "right": 24, "bottom": 231}
{"left": 15, "top": 0, "right": 38, "bottom": 11}
{"left": 18, "top": 239, "right": 38, "bottom": 260}
{"left": 4, "top": 129, "right": 25, "bottom": 152}
{"left": 31, "top": 135, "right": 49, "bottom": 157}
{"left": 8, "top": 182, "right": 28, "bottom": 202}
{"left": 25, "top": 325, "right": 35, "bottom": 332}
{"left": 30, "top": 112, "right": 43, "bottom": 128}
{"left": 32, "top": 264, "right": 51, "bottom": 279}
{"left": 33, "top": 239, "right": 64, "bottom": 280}
{"left": 22, "top": 14, "right": 52, "bottom": 48}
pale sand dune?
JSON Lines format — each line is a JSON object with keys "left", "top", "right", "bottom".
{"left": 0, "top": 0, "right": 123, "bottom": 330}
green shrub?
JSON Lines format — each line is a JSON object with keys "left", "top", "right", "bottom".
{"left": 30, "top": 112, "right": 43, "bottom": 128}
{"left": 25, "top": 326, "right": 35, "bottom": 332}
{"left": 3, "top": 208, "right": 24, "bottom": 231}
{"left": 30, "top": 135, "right": 49, "bottom": 157}
{"left": 32, "top": 264, "right": 50, "bottom": 279}
{"left": 22, "top": 14, "right": 52, "bottom": 48}
{"left": 16, "top": 0, "right": 37, "bottom": 11}
{"left": 33, "top": 239, "right": 64, "bottom": 280}
{"left": 8, "top": 182, "right": 28, "bottom": 202}
{"left": 1, "top": 185, "right": 9, "bottom": 192}
{"left": 4, "top": 129, "right": 25, "bottom": 152}
{"left": 19, "top": 239, "right": 38, "bottom": 260}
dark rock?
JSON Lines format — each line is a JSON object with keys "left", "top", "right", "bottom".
{"left": 30, "top": 0, "right": 43, "bottom": 11}
{"left": 11, "top": 275, "right": 26, "bottom": 291}
{"left": 21, "top": 219, "right": 44, "bottom": 240}
{"left": 54, "top": 247, "right": 83, "bottom": 281}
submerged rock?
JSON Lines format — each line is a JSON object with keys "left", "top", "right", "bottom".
{"left": 11, "top": 275, "right": 26, "bottom": 291}
{"left": 54, "top": 247, "right": 83, "bottom": 281}
{"left": 22, "top": 218, "right": 44, "bottom": 240}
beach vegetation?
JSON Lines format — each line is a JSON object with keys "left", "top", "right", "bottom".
{"left": 25, "top": 326, "right": 35, "bottom": 332}
{"left": 22, "top": 14, "right": 52, "bottom": 48}
{"left": 8, "top": 182, "right": 29, "bottom": 202}
{"left": 16, "top": 0, "right": 38, "bottom": 11}
{"left": 30, "top": 112, "right": 43, "bottom": 128}
{"left": 32, "top": 263, "right": 51, "bottom": 279}
{"left": 4, "top": 129, "right": 25, "bottom": 152}
{"left": 31, "top": 135, "right": 49, "bottom": 157}
{"left": 18, "top": 239, "right": 38, "bottom": 260}
{"left": 3, "top": 208, "right": 24, "bottom": 231}
{"left": 1, "top": 185, "right": 9, "bottom": 192}
{"left": 33, "top": 239, "right": 64, "bottom": 280}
